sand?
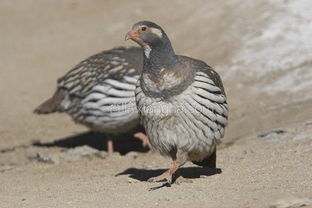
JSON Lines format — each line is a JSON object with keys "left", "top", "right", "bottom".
{"left": 1, "top": 1, "right": 312, "bottom": 207}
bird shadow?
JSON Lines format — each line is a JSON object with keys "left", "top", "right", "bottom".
{"left": 32, "top": 130, "right": 149, "bottom": 155}
{"left": 116, "top": 166, "right": 222, "bottom": 182}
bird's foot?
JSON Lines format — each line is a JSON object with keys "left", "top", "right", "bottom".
{"left": 134, "top": 132, "right": 151, "bottom": 148}
{"left": 148, "top": 172, "right": 173, "bottom": 191}
{"left": 147, "top": 171, "right": 173, "bottom": 184}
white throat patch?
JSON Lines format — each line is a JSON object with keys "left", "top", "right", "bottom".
{"left": 150, "top": 28, "right": 163, "bottom": 38}
{"left": 143, "top": 44, "right": 152, "bottom": 58}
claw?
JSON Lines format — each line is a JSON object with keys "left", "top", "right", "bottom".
{"left": 147, "top": 171, "right": 172, "bottom": 183}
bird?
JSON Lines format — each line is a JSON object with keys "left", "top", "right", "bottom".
{"left": 125, "top": 21, "right": 228, "bottom": 185}
{"left": 34, "top": 46, "right": 150, "bottom": 154}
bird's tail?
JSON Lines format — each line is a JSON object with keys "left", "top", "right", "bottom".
{"left": 192, "top": 148, "right": 216, "bottom": 168}
{"left": 33, "top": 89, "right": 67, "bottom": 114}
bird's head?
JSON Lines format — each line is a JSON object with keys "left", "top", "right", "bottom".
{"left": 125, "top": 21, "right": 173, "bottom": 58}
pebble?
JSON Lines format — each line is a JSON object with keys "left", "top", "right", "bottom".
{"left": 305, "top": 121, "right": 312, "bottom": 126}
{"left": 95, "top": 151, "right": 108, "bottom": 159}
{"left": 35, "top": 153, "right": 56, "bottom": 164}
{"left": 32, "top": 146, "right": 103, "bottom": 164}
{"left": 127, "top": 179, "right": 137, "bottom": 184}
{"left": 125, "top": 151, "right": 138, "bottom": 159}
{"left": 269, "top": 197, "right": 312, "bottom": 208}
{"left": 257, "top": 129, "right": 286, "bottom": 139}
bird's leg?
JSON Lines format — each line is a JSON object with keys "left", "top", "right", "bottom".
{"left": 134, "top": 132, "right": 151, "bottom": 148}
{"left": 148, "top": 160, "right": 180, "bottom": 184}
{"left": 107, "top": 137, "right": 114, "bottom": 155}
{"left": 148, "top": 150, "right": 187, "bottom": 185}
{"left": 172, "top": 151, "right": 190, "bottom": 184}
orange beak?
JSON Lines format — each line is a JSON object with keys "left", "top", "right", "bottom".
{"left": 125, "top": 28, "right": 140, "bottom": 41}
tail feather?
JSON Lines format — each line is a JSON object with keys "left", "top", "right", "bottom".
{"left": 192, "top": 148, "right": 216, "bottom": 168}
{"left": 34, "top": 89, "right": 67, "bottom": 114}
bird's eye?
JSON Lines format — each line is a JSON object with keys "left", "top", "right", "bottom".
{"left": 141, "top": 26, "right": 147, "bottom": 31}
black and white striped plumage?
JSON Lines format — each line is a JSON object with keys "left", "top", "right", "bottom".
{"left": 35, "top": 46, "right": 143, "bottom": 135}
{"left": 126, "top": 21, "right": 228, "bottom": 184}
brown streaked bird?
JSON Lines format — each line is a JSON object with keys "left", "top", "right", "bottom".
{"left": 34, "top": 46, "right": 150, "bottom": 154}
{"left": 126, "top": 21, "right": 228, "bottom": 186}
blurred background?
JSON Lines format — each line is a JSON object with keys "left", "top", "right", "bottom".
{"left": 1, "top": 0, "right": 311, "bottom": 207}
{"left": 1, "top": 0, "right": 311, "bottom": 148}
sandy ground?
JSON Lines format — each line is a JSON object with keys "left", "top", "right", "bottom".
{"left": 1, "top": 0, "right": 312, "bottom": 207}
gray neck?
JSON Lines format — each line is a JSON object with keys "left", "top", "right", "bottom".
{"left": 143, "top": 39, "right": 177, "bottom": 73}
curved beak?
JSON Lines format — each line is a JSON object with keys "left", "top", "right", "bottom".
{"left": 125, "top": 28, "right": 140, "bottom": 41}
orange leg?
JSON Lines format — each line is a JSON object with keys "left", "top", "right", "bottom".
{"left": 107, "top": 139, "right": 114, "bottom": 155}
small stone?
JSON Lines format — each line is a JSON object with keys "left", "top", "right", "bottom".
{"left": 142, "top": 163, "right": 153, "bottom": 169}
{"left": 111, "top": 152, "right": 121, "bottom": 157}
{"left": 35, "top": 153, "right": 56, "bottom": 164}
{"left": 305, "top": 121, "right": 312, "bottom": 126}
{"left": 200, "top": 175, "right": 208, "bottom": 178}
{"left": 0, "top": 165, "right": 15, "bottom": 173}
{"left": 66, "top": 145, "right": 98, "bottom": 157}
{"left": 269, "top": 197, "right": 312, "bottom": 208}
{"left": 128, "top": 179, "right": 136, "bottom": 184}
{"left": 125, "top": 151, "right": 138, "bottom": 159}
{"left": 95, "top": 151, "right": 108, "bottom": 159}
{"left": 257, "top": 129, "right": 286, "bottom": 139}
{"left": 0, "top": 147, "right": 15, "bottom": 153}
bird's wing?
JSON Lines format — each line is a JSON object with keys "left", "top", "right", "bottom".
{"left": 57, "top": 47, "right": 142, "bottom": 98}
{"left": 176, "top": 58, "right": 228, "bottom": 140}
